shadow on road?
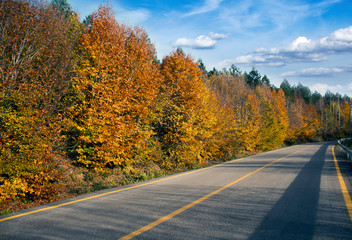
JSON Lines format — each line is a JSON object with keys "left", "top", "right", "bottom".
{"left": 248, "top": 143, "right": 328, "bottom": 240}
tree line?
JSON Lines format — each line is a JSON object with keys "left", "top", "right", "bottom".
{"left": 0, "top": 0, "right": 351, "bottom": 212}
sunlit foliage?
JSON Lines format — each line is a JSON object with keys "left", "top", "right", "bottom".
{"left": 1, "top": 0, "right": 350, "bottom": 212}
{"left": 61, "top": 5, "right": 162, "bottom": 169}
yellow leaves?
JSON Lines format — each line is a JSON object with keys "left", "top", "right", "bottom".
{"left": 1, "top": 1, "right": 79, "bottom": 207}
{"left": 3, "top": 1, "right": 349, "bottom": 212}
{"left": 63, "top": 5, "right": 162, "bottom": 169}
{"left": 0, "top": 177, "right": 27, "bottom": 202}
{"left": 285, "top": 95, "right": 321, "bottom": 143}
{"left": 232, "top": 91, "right": 261, "bottom": 152}
{"left": 155, "top": 50, "right": 231, "bottom": 168}
{"left": 161, "top": 50, "right": 203, "bottom": 110}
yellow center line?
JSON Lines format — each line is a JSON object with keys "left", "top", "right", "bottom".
{"left": 119, "top": 145, "right": 312, "bottom": 240}
{"left": 332, "top": 145, "right": 352, "bottom": 222}
{"left": 0, "top": 152, "right": 247, "bottom": 223}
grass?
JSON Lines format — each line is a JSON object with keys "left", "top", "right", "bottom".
{"left": 0, "top": 209, "right": 12, "bottom": 215}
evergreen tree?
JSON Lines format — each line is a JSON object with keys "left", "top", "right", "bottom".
{"left": 245, "top": 67, "right": 262, "bottom": 87}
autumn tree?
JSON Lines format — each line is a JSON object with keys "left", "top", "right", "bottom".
{"left": 320, "top": 94, "right": 351, "bottom": 139}
{"left": 285, "top": 94, "right": 320, "bottom": 143}
{"left": 257, "top": 86, "right": 288, "bottom": 151}
{"left": 272, "top": 88, "right": 289, "bottom": 143}
{"left": 205, "top": 72, "right": 260, "bottom": 153}
{"left": 153, "top": 49, "right": 228, "bottom": 169}
{"left": 234, "top": 91, "right": 262, "bottom": 152}
{"left": 154, "top": 49, "right": 201, "bottom": 168}
{"left": 0, "top": 0, "right": 78, "bottom": 204}
{"left": 62, "top": 5, "right": 162, "bottom": 169}
{"left": 341, "top": 101, "right": 351, "bottom": 136}
{"left": 1, "top": 0, "right": 351, "bottom": 213}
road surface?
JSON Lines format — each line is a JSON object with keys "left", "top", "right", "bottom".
{"left": 1, "top": 142, "right": 351, "bottom": 239}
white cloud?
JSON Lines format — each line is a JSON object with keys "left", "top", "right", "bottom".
{"left": 184, "top": 0, "right": 223, "bottom": 17}
{"left": 281, "top": 67, "right": 344, "bottom": 77}
{"left": 330, "top": 27, "right": 352, "bottom": 42}
{"left": 311, "top": 83, "right": 343, "bottom": 94}
{"left": 174, "top": 32, "right": 229, "bottom": 49}
{"left": 309, "top": 82, "right": 352, "bottom": 95}
{"left": 234, "top": 55, "right": 266, "bottom": 64}
{"left": 209, "top": 32, "right": 230, "bottom": 40}
{"left": 222, "top": 25, "right": 352, "bottom": 67}
{"left": 174, "top": 35, "right": 216, "bottom": 49}
{"left": 278, "top": 26, "right": 352, "bottom": 53}
{"left": 286, "top": 36, "right": 313, "bottom": 51}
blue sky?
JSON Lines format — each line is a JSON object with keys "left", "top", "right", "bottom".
{"left": 67, "top": 0, "right": 352, "bottom": 97}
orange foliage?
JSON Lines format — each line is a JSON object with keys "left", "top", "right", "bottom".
{"left": 154, "top": 49, "right": 230, "bottom": 169}
{"left": 257, "top": 86, "right": 288, "bottom": 151}
{"left": 1, "top": 0, "right": 349, "bottom": 211}
{"left": 63, "top": 5, "right": 161, "bottom": 169}
{"left": 341, "top": 101, "right": 351, "bottom": 135}
{"left": 234, "top": 92, "right": 261, "bottom": 152}
{"left": 0, "top": 0, "right": 75, "bottom": 203}
{"left": 286, "top": 95, "right": 320, "bottom": 143}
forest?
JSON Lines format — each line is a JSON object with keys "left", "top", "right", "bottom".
{"left": 0, "top": 0, "right": 351, "bottom": 213}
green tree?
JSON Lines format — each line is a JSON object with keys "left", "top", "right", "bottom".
{"left": 295, "top": 83, "right": 311, "bottom": 104}
{"left": 229, "top": 64, "right": 242, "bottom": 77}
{"left": 51, "top": 0, "right": 73, "bottom": 19}
{"left": 280, "top": 79, "right": 294, "bottom": 101}
{"left": 197, "top": 59, "right": 207, "bottom": 75}
{"left": 261, "top": 75, "right": 270, "bottom": 86}
{"left": 245, "top": 67, "right": 262, "bottom": 87}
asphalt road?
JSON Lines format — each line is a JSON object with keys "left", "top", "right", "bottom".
{"left": 1, "top": 142, "right": 351, "bottom": 239}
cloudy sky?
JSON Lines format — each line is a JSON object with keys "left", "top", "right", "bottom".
{"left": 67, "top": 0, "right": 352, "bottom": 97}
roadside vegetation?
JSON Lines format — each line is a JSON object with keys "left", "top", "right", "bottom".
{"left": 341, "top": 139, "right": 352, "bottom": 149}
{"left": 1, "top": 0, "right": 351, "bottom": 214}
